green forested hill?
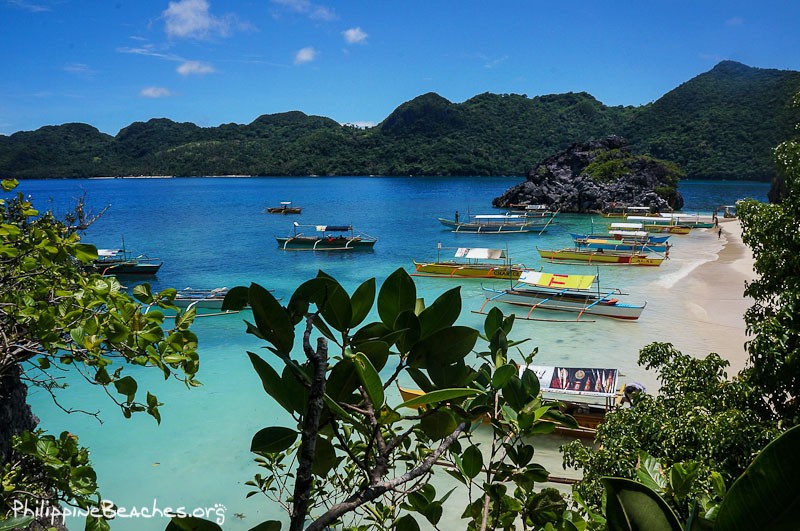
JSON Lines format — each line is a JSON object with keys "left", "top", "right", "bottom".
{"left": 1, "top": 61, "right": 798, "bottom": 180}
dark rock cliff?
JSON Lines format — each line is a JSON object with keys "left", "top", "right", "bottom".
{"left": 493, "top": 136, "right": 684, "bottom": 212}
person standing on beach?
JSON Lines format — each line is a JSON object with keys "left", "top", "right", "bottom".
{"left": 718, "top": 227, "right": 722, "bottom": 239}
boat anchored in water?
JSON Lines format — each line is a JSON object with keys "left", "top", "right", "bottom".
{"left": 276, "top": 222, "right": 377, "bottom": 251}
{"left": 266, "top": 201, "right": 302, "bottom": 214}
{"left": 412, "top": 246, "right": 526, "bottom": 280}
{"left": 478, "top": 270, "right": 646, "bottom": 321}
{"left": 437, "top": 212, "right": 556, "bottom": 234}
{"left": 89, "top": 248, "right": 162, "bottom": 275}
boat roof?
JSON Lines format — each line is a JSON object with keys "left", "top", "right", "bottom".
{"left": 97, "top": 249, "right": 123, "bottom": 257}
{"left": 626, "top": 216, "right": 668, "bottom": 222}
{"left": 473, "top": 214, "right": 526, "bottom": 219}
{"left": 279, "top": 201, "right": 293, "bottom": 205}
{"left": 518, "top": 270, "right": 595, "bottom": 290}
{"left": 454, "top": 247, "right": 506, "bottom": 259}
{"left": 525, "top": 365, "right": 619, "bottom": 398}
{"left": 609, "top": 222, "right": 643, "bottom": 229}
{"left": 607, "top": 230, "right": 649, "bottom": 238}
{"left": 315, "top": 225, "right": 352, "bottom": 232}
{"left": 524, "top": 204, "right": 550, "bottom": 210}
{"left": 626, "top": 206, "right": 652, "bottom": 211}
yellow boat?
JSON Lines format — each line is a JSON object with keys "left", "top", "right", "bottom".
{"left": 412, "top": 247, "right": 525, "bottom": 280}
{"left": 537, "top": 248, "right": 664, "bottom": 266}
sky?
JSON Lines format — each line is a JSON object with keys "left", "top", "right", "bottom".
{"left": 1, "top": 0, "right": 799, "bottom": 136}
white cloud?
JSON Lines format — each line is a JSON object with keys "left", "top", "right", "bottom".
{"left": 343, "top": 27, "right": 367, "bottom": 45}
{"left": 117, "top": 44, "right": 183, "bottom": 62}
{"left": 177, "top": 60, "right": 215, "bottom": 76}
{"left": 294, "top": 46, "right": 317, "bottom": 64}
{"left": 63, "top": 63, "right": 95, "bottom": 75}
{"left": 163, "top": 0, "right": 232, "bottom": 39}
{"left": 343, "top": 121, "right": 376, "bottom": 129}
{"left": 272, "top": 0, "right": 336, "bottom": 21}
{"left": 725, "top": 16, "right": 744, "bottom": 26}
{"left": 7, "top": 0, "right": 49, "bottom": 12}
{"left": 140, "top": 86, "right": 172, "bottom": 98}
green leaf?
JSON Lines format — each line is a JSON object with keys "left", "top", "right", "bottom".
{"left": 251, "top": 426, "right": 298, "bottom": 455}
{"left": 398, "top": 388, "right": 482, "bottom": 409}
{"left": 221, "top": 285, "right": 250, "bottom": 311}
{"left": 247, "top": 522, "right": 282, "bottom": 531}
{"left": 461, "top": 444, "right": 483, "bottom": 479}
{"left": 248, "top": 352, "right": 294, "bottom": 413}
{"left": 353, "top": 352, "right": 384, "bottom": 408}
{"left": 669, "top": 461, "right": 700, "bottom": 501}
{"left": 113, "top": 376, "right": 138, "bottom": 403}
{"left": 377, "top": 268, "right": 416, "bottom": 330}
{"left": 420, "top": 409, "right": 457, "bottom": 441}
{"left": 132, "top": 283, "right": 154, "bottom": 303}
{"left": 0, "top": 516, "right": 34, "bottom": 531}
{"left": 165, "top": 517, "right": 223, "bottom": 531}
{"left": 417, "top": 286, "right": 461, "bottom": 339}
{"left": 715, "top": 424, "right": 800, "bottom": 530}
{"left": 314, "top": 274, "right": 352, "bottom": 333}
{"left": 311, "top": 436, "right": 337, "bottom": 477}
{"left": 349, "top": 277, "right": 376, "bottom": 328}
{"left": 491, "top": 364, "right": 517, "bottom": 389}
{"left": 249, "top": 283, "right": 295, "bottom": 355}
{"left": 394, "top": 514, "right": 421, "bottom": 531}
{"left": 71, "top": 243, "right": 98, "bottom": 263}
{"left": 501, "top": 376, "right": 527, "bottom": 410}
{"left": 602, "top": 477, "right": 682, "bottom": 531}
{"left": 85, "top": 515, "right": 111, "bottom": 531}
{"left": 483, "top": 306, "right": 504, "bottom": 339}
{"left": 408, "top": 326, "right": 478, "bottom": 368}
{"left": 636, "top": 451, "right": 667, "bottom": 492}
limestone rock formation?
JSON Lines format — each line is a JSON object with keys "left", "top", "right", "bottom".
{"left": 493, "top": 136, "right": 684, "bottom": 213}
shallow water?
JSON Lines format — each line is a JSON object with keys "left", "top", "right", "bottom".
{"left": 17, "top": 176, "right": 768, "bottom": 529}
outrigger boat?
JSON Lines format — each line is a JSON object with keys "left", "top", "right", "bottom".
{"left": 478, "top": 270, "right": 646, "bottom": 321}
{"left": 571, "top": 234, "right": 670, "bottom": 253}
{"left": 173, "top": 287, "right": 233, "bottom": 309}
{"left": 266, "top": 201, "right": 302, "bottom": 214}
{"left": 600, "top": 205, "right": 658, "bottom": 218}
{"left": 626, "top": 216, "right": 692, "bottom": 234}
{"left": 397, "top": 365, "right": 624, "bottom": 438}
{"left": 90, "top": 248, "right": 162, "bottom": 275}
{"left": 412, "top": 246, "right": 526, "bottom": 280}
{"left": 276, "top": 222, "right": 377, "bottom": 251}
{"left": 438, "top": 212, "right": 556, "bottom": 234}
{"left": 658, "top": 213, "right": 715, "bottom": 228}
{"left": 537, "top": 247, "right": 665, "bottom": 266}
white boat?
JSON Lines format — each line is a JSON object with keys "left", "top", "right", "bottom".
{"left": 479, "top": 270, "right": 646, "bottom": 321}
{"left": 438, "top": 213, "right": 555, "bottom": 233}
{"left": 173, "top": 287, "right": 232, "bottom": 309}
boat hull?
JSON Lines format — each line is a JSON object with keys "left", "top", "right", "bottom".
{"left": 485, "top": 287, "right": 645, "bottom": 320}
{"left": 89, "top": 261, "right": 162, "bottom": 275}
{"left": 412, "top": 260, "right": 522, "bottom": 280}
{"left": 572, "top": 237, "right": 668, "bottom": 253}
{"left": 276, "top": 236, "right": 376, "bottom": 251}
{"left": 537, "top": 248, "right": 664, "bottom": 266}
{"left": 266, "top": 207, "right": 302, "bottom": 214}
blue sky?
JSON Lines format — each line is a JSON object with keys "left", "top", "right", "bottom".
{"left": 2, "top": 0, "right": 799, "bottom": 136}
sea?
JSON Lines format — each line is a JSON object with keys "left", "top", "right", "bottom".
{"left": 16, "top": 176, "right": 769, "bottom": 530}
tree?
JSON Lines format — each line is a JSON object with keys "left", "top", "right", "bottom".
{"left": 738, "top": 94, "right": 800, "bottom": 423}
{"left": 1, "top": 179, "right": 200, "bottom": 530}
{"left": 208, "top": 268, "right": 580, "bottom": 531}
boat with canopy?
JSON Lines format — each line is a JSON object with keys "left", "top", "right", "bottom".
{"left": 537, "top": 247, "right": 665, "bottom": 266}
{"left": 276, "top": 222, "right": 377, "bottom": 251}
{"left": 478, "top": 270, "right": 646, "bottom": 321}
{"left": 412, "top": 245, "right": 526, "bottom": 280}
{"left": 437, "top": 212, "right": 556, "bottom": 234}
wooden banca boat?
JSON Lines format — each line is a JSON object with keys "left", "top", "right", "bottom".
{"left": 89, "top": 248, "right": 162, "bottom": 276}
{"left": 412, "top": 246, "right": 526, "bottom": 280}
{"left": 276, "top": 222, "right": 377, "bottom": 251}
{"left": 398, "top": 365, "right": 624, "bottom": 439}
{"left": 478, "top": 270, "right": 646, "bottom": 321}
{"left": 600, "top": 205, "right": 657, "bottom": 218}
{"left": 438, "top": 212, "right": 556, "bottom": 234}
{"left": 626, "top": 216, "right": 692, "bottom": 234}
{"left": 266, "top": 201, "right": 302, "bottom": 214}
{"left": 570, "top": 234, "right": 670, "bottom": 254}
{"left": 173, "top": 287, "right": 233, "bottom": 309}
{"left": 537, "top": 247, "right": 664, "bottom": 267}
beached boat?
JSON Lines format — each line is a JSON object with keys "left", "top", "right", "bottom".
{"left": 276, "top": 222, "right": 377, "bottom": 251}
{"left": 626, "top": 216, "right": 692, "bottom": 234}
{"left": 571, "top": 234, "right": 670, "bottom": 253}
{"left": 438, "top": 213, "right": 555, "bottom": 234}
{"left": 89, "top": 248, "right": 162, "bottom": 275}
{"left": 398, "top": 365, "right": 623, "bottom": 438}
{"left": 412, "top": 246, "right": 526, "bottom": 280}
{"left": 600, "top": 205, "right": 658, "bottom": 218}
{"left": 266, "top": 201, "right": 302, "bottom": 214}
{"left": 657, "top": 213, "right": 715, "bottom": 228}
{"left": 479, "top": 270, "right": 646, "bottom": 321}
{"left": 537, "top": 247, "right": 664, "bottom": 266}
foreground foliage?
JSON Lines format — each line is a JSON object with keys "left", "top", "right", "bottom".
{"left": 0, "top": 179, "right": 200, "bottom": 529}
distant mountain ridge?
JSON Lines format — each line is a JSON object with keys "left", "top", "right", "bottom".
{"left": 1, "top": 61, "right": 799, "bottom": 180}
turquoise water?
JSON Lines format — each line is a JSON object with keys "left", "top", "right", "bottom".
{"left": 18, "top": 177, "right": 768, "bottom": 529}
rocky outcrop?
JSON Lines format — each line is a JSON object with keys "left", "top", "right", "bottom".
{"left": 493, "top": 136, "right": 684, "bottom": 212}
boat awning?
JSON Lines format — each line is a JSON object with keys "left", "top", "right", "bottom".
{"left": 626, "top": 206, "right": 652, "bottom": 212}
{"left": 626, "top": 216, "right": 669, "bottom": 223}
{"left": 608, "top": 230, "right": 649, "bottom": 238}
{"left": 97, "top": 249, "right": 122, "bottom": 257}
{"left": 518, "top": 270, "right": 595, "bottom": 290}
{"left": 316, "top": 225, "right": 351, "bottom": 232}
{"left": 454, "top": 247, "right": 506, "bottom": 259}
{"left": 279, "top": 201, "right": 292, "bottom": 205}
{"left": 524, "top": 365, "right": 619, "bottom": 398}
{"left": 610, "top": 222, "right": 644, "bottom": 229}
{"left": 474, "top": 214, "right": 525, "bottom": 220}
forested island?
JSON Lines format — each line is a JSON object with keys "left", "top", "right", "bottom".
{"left": 2, "top": 61, "right": 799, "bottom": 181}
